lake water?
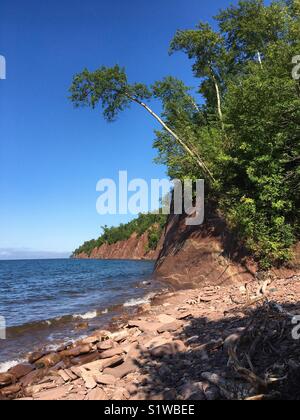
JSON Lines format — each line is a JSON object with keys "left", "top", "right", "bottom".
{"left": 0, "top": 259, "right": 161, "bottom": 370}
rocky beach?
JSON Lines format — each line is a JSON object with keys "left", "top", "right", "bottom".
{"left": 1, "top": 0, "right": 300, "bottom": 404}
{"left": 1, "top": 271, "right": 300, "bottom": 401}
{"left": 2, "top": 212, "right": 300, "bottom": 401}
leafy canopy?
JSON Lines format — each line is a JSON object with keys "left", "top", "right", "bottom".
{"left": 70, "top": 65, "right": 151, "bottom": 121}
{"left": 71, "top": 0, "right": 300, "bottom": 269}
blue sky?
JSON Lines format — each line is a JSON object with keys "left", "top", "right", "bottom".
{"left": 0, "top": 0, "right": 237, "bottom": 259}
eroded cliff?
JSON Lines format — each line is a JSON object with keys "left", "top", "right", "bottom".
{"left": 154, "top": 211, "right": 300, "bottom": 289}
{"left": 75, "top": 231, "right": 164, "bottom": 261}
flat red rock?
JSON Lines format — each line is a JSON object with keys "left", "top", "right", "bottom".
{"left": 98, "top": 347, "right": 124, "bottom": 359}
{"left": 8, "top": 363, "right": 34, "bottom": 380}
{"left": 88, "top": 387, "right": 108, "bottom": 400}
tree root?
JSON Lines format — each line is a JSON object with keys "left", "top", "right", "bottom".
{"left": 223, "top": 299, "right": 296, "bottom": 399}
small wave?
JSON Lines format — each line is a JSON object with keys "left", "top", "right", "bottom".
{"left": 123, "top": 293, "right": 155, "bottom": 308}
{"left": 45, "top": 338, "right": 75, "bottom": 351}
{"left": 142, "top": 281, "right": 151, "bottom": 286}
{"left": 7, "top": 314, "right": 75, "bottom": 336}
{"left": 101, "top": 309, "right": 108, "bottom": 314}
{"left": 0, "top": 359, "right": 26, "bottom": 373}
{"left": 73, "top": 310, "right": 98, "bottom": 320}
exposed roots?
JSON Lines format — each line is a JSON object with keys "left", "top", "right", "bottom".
{"left": 224, "top": 299, "right": 300, "bottom": 400}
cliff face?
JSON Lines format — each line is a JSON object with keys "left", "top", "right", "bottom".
{"left": 154, "top": 212, "right": 253, "bottom": 288}
{"left": 75, "top": 231, "right": 164, "bottom": 261}
{"left": 75, "top": 211, "right": 300, "bottom": 287}
{"left": 154, "top": 211, "right": 300, "bottom": 289}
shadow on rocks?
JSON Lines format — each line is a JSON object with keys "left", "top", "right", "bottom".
{"left": 131, "top": 301, "right": 300, "bottom": 401}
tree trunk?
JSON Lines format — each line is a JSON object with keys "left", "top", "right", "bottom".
{"left": 211, "top": 72, "right": 225, "bottom": 131}
{"left": 126, "top": 94, "right": 215, "bottom": 182}
{"left": 257, "top": 51, "right": 263, "bottom": 68}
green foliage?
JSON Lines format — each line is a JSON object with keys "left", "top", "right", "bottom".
{"left": 170, "top": 22, "right": 227, "bottom": 80}
{"left": 218, "top": 42, "right": 300, "bottom": 266}
{"left": 158, "top": 0, "right": 300, "bottom": 268}
{"left": 69, "top": 65, "right": 151, "bottom": 122}
{"left": 147, "top": 216, "right": 167, "bottom": 252}
{"left": 147, "top": 230, "right": 161, "bottom": 251}
{"left": 216, "top": 0, "right": 294, "bottom": 64}
{"left": 73, "top": 213, "right": 167, "bottom": 257}
{"left": 71, "top": 0, "right": 300, "bottom": 269}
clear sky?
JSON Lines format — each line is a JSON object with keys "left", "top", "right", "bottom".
{"left": 0, "top": 0, "right": 238, "bottom": 259}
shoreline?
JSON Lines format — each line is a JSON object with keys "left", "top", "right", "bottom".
{"left": 1, "top": 272, "right": 300, "bottom": 400}
{"left": 0, "top": 259, "right": 163, "bottom": 369}
{"left": 0, "top": 277, "right": 170, "bottom": 372}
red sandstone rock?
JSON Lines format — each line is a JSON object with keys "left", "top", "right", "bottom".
{"left": 70, "top": 351, "right": 100, "bottom": 366}
{"left": 8, "top": 363, "right": 34, "bottom": 380}
{"left": 157, "top": 314, "right": 176, "bottom": 324}
{"left": 127, "top": 320, "right": 162, "bottom": 333}
{"left": 103, "top": 358, "right": 138, "bottom": 379}
{"left": 145, "top": 336, "right": 170, "bottom": 349}
{"left": 94, "top": 373, "right": 116, "bottom": 385}
{"left": 97, "top": 340, "right": 114, "bottom": 351}
{"left": 80, "top": 371, "right": 97, "bottom": 390}
{"left": 88, "top": 387, "right": 108, "bottom": 400}
{"left": 19, "top": 369, "right": 46, "bottom": 388}
{"left": 0, "top": 384, "right": 21, "bottom": 397}
{"left": 111, "top": 387, "right": 129, "bottom": 400}
{"left": 81, "top": 336, "right": 100, "bottom": 345}
{"left": 34, "top": 385, "right": 69, "bottom": 401}
{"left": 150, "top": 340, "right": 186, "bottom": 358}
{"left": 58, "top": 370, "right": 71, "bottom": 382}
{"left": 110, "top": 330, "right": 129, "bottom": 343}
{"left": 98, "top": 347, "right": 124, "bottom": 359}
{"left": 35, "top": 353, "right": 61, "bottom": 369}
{"left": 75, "top": 231, "right": 162, "bottom": 261}
{"left": 157, "top": 321, "right": 183, "bottom": 333}
{"left": 154, "top": 212, "right": 256, "bottom": 287}
{"left": 28, "top": 351, "right": 47, "bottom": 364}
{"left": 60, "top": 344, "right": 91, "bottom": 358}
{"left": 0, "top": 373, "right": 14, "bottom": 388}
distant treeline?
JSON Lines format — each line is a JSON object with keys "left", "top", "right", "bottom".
{"left": 72, "top": 213, "right": 167, "bottom": 257}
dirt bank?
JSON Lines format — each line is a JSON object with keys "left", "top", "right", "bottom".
{"left": 155, "top": 211, "right": 300, "bottom": 289}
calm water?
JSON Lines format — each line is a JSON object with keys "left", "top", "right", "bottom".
{"left": 0, "top": 259, "right": 160, "bottom": 369}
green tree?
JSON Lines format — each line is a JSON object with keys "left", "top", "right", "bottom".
{"left": 168, "top": 0, "right": 300, "bottom": 267}
{"left": 216, "top": 0, "right": 294, "bottom": 67}
{"left": 69, "top": 66, "right": 214, "bottom": 181}
{"left": 170, "top": 23, "right": 227, "bottom": 129}
{"left": 71, "top": 0, "right": 300, "bottom": 269}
